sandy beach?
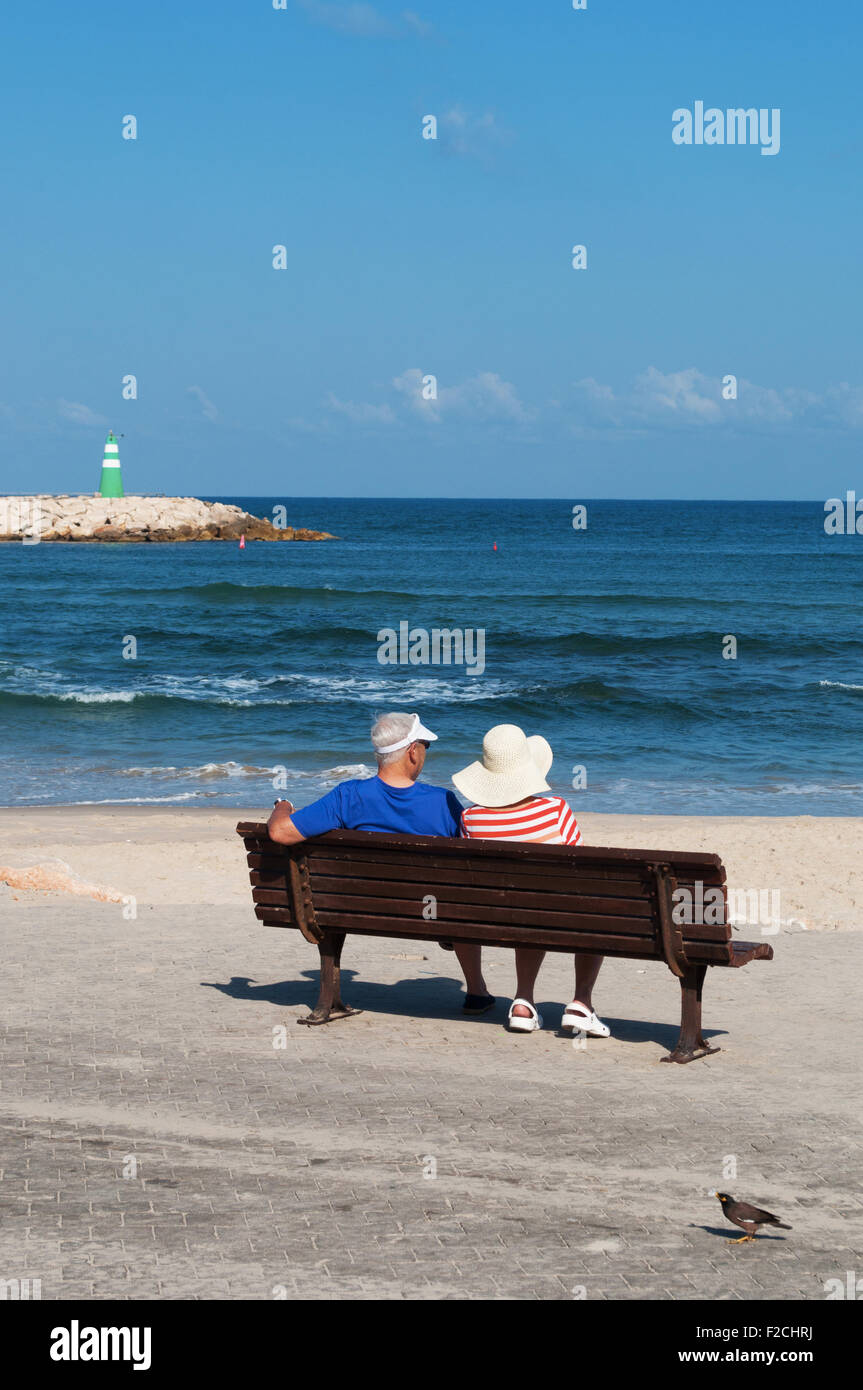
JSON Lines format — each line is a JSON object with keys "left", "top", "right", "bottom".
{"left": 0, "top": 806, "right": 860, "bottom": 932}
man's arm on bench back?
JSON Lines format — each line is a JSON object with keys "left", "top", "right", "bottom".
{"left": 267, "top": 783, "right": 349, "bottom": 846}
{"left": 267, "top": 800, "right": 306, "bottom": 845}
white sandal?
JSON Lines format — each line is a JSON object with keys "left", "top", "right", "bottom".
{"left": 507, "top": 998, "right": 543, "bottom": 1033}
{"left": 560, "top": 1003, "right": 610, "bottom": 1037}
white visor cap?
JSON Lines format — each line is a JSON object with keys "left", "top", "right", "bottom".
{"left": 374, "top": 713, "right": 438, "bottom": 755}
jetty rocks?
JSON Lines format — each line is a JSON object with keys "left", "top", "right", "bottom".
{"left": 0, "top": 496, "right": 335, "bottom": 543}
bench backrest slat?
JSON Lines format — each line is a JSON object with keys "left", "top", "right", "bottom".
{"left": 307, "top": 855, "right": 658, "bottom": 895}
{"left": 239, "top": 825, "right": 725, "bottom": 870}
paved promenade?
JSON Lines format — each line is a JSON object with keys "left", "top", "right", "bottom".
{"left": 1, "top": 890, "right": 861, "bottom": 1300}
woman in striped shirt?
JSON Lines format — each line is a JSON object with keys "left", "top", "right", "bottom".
{"left": 453, "top": 724, "right": 609, "bottom": 1037}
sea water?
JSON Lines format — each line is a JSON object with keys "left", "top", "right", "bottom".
{"left": 0, "top": 498, "right": 859, "bottom": 815}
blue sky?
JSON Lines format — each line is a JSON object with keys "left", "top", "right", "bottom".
{"left": 1, "top": 0, "right": 860, "bottom": 498}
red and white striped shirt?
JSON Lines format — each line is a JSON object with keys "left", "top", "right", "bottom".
{"left": 460, "top": 796, "right": 583, "bottom": 846}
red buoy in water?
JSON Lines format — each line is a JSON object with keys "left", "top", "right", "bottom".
{"left": 239, "top": 534, "right": 246, "bottom": 550}
{"left": 493, "top": 542, "right": 497, "bottom": 551}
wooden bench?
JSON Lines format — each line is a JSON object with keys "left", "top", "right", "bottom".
{"left": 236, "top": 823, "right": 774, "bottom": 1064}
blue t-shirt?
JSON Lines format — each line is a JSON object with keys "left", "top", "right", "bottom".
{"left": 291, "top": 777, "right": 462, "bottom": 839}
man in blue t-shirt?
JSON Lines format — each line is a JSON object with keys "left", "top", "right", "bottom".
{"left": 267, "top": 711, "right": 492, "bottom": 1014}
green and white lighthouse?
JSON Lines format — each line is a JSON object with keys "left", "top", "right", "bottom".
{"left": 99, "top": 431, "right": 124, "bottom": 498}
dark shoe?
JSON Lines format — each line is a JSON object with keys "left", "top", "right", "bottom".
{"left": 463, "top": 993, "right": 496, "bottom": 1016}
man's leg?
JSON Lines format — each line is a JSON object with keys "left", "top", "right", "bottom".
{"left": 452, "top": 943, "right": 488, "bottom": 997}
{"left": 511, "top": 947, "right": 545, "bottom": 1018}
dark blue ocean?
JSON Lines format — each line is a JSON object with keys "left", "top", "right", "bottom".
{"left": 0, "top": 498, "right": 860, "bottom": 815}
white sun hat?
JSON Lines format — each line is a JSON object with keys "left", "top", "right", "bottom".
{"left": 452, "top": 725, "right": 553, "bottom": 808}
{"left": 373, "top": 712, "right": 438, "bottom": 754}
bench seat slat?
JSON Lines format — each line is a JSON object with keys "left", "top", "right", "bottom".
{"left": 287, "top": 907, "right": 660, "bottom": 956}
{"left": 308, "top": 888, "right": 729, "bottom": 942}
{"left": 256, "top": 906, "right": 735, "bottom": 963}
{"left": 250, "top": 884, "right": 728, "bottom": 941}
{"left": 729, "top": 940, "right": 774, "bottom": 965}
{"left": 247, "top": 889, "right": 728, "bottom": 945}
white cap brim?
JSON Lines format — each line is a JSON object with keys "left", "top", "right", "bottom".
{"left": 375, "top": 713, "right": 438, "bottom": 755}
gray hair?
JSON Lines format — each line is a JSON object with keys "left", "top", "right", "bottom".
{"left": 371, "top": 711, "right": 416, "bottom": 766}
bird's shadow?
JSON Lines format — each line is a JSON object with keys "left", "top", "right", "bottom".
{"left": 691, "top": 1223, "right": 788, "bottom": 1242}
{"left": 201, "top": 971, "right": 725, "bottom": 1047}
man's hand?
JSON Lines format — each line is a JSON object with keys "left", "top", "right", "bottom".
{"left": 267, "top": 799, "right": 306, "bottom": 845}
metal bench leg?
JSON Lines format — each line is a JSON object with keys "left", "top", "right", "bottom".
{"left": 662, "top": 963, "right": 720, "bottom": 1064}
{"left": 297, "top": 932, "right": 363, "bottom": 1026}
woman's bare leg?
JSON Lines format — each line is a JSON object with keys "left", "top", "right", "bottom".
{"left": 511, "top": 947, "right": 546, "bottom": 1017}
{"left": 572, "top": 954, "right": 603, "bottom": 1010}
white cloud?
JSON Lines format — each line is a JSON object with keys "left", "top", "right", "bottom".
{"left": 57, "top": 400, "right": 108, "bottom": 428}
{"left": 392, "top": 367, "right": 437, "bottom": 418}
{"left": 438, "top": 106, "right": 512, "bottom": 161}
{"left": 445, "top": 370, "right": 530, "bottom": 421}
{"left": 296, "top": 2, "right": 431, "bottom": 38}
{"left": 186, "top": 386, "right": 219, "bottom": 422}
{"left": 792, "top": 382, "right": 863, "bottom": 428}
{"left": 633, "top": 366, "right": 722, "bottom": 421}
{"left": 569, "top": 367, "right": 855, "bottom": 431}
{"left": 314, "top": 368, "right": 530, "bottom": 432}
{"left": 392, "top": 368, "right": 529, "bottom": 423}
{"left": 286, "top": 413, "right": 338, "bottom": 435}
{"left": 325, "top": 392, "right": 396, "bottom": 425}
{"left": 306, "top": 366, "right": 863, "bottom": 440}
{"left": 402, "top": 9, "right": 433, "bottom": 37}
{"left": 570, "top": 368, "right": 721, "bottom": 427}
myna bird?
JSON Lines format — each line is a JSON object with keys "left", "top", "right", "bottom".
{"left": 714, "top": 1191, "right": 791, "bottom": 1242}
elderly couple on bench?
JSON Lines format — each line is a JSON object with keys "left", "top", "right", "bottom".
{"left": 267, "top": 711, "right": 609, "bottom": 1039}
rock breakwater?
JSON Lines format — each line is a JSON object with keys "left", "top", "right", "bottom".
{"left": 0, "top": 496, "right": 335, "bottom": 543}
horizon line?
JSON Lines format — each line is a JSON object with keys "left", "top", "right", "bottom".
{"left": 0, "top": 493, "right": 833, "bottom": 504}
